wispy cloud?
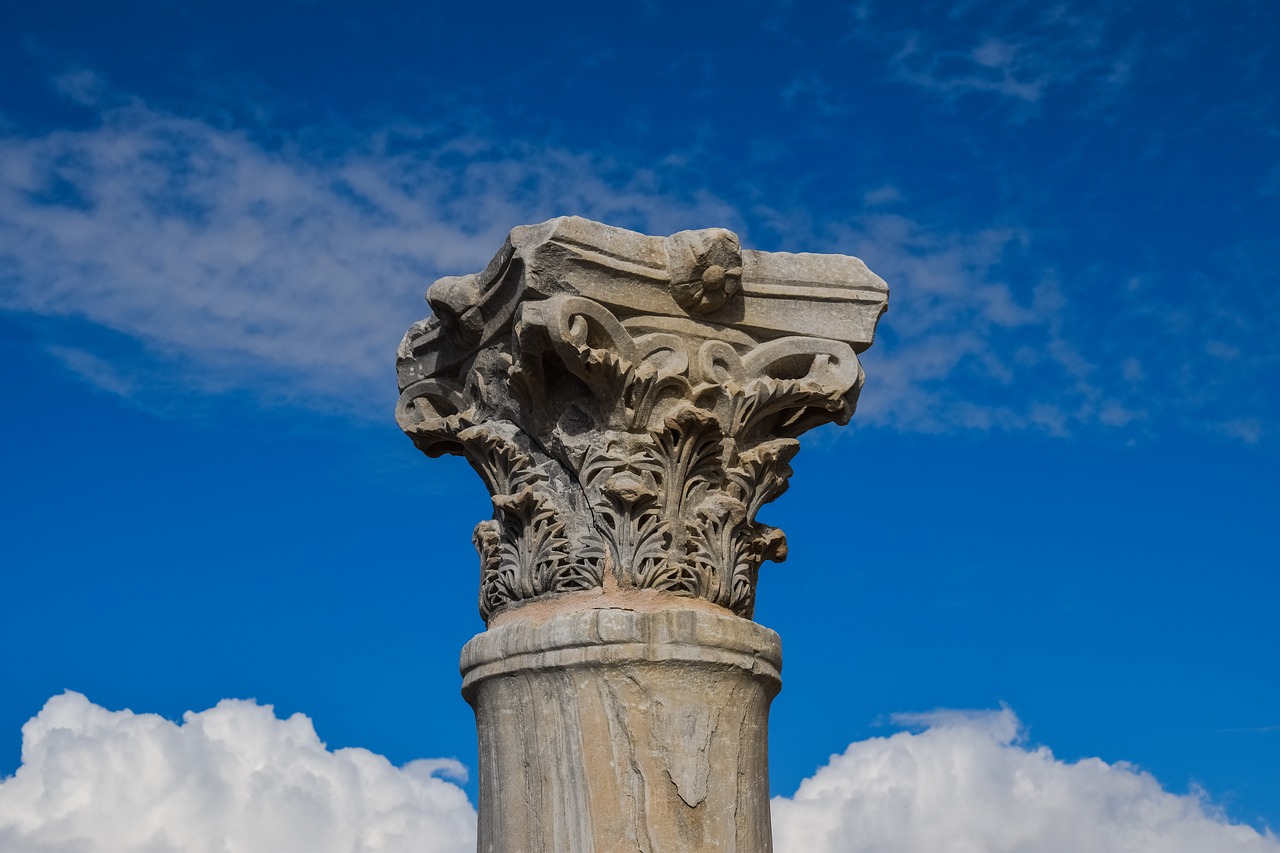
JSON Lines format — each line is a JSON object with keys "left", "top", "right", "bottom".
{"left": 1217, "top": 724, "right": 1280, "bottom": 735}
{"left": 780, "top": 70, "right": 848, "bottom": 117}
{"left": 44, "top": 344, "right": 137, "bottom": 398}
{"left": 0, "top": 93, "right": 737, "bottom": 417}
{"left": 746, "top": 188, "right": 1277, "bottom": 442}
{"left": 885, "top": 703, "right": 1023, "bottom": 740}
{"left": 818, "top": 211, "right": 1146, "bottom": 436}
{"left": 1, "top": 75, "right": 1273, "bottom": 442}
{"left": 854, "top": 0, "right": 1138, "bottom": 113}
{"left": 1092, "top": 239, "right": 1280, "bottom": 444}
{"left": 10, "top": 86, "right": 1062, "bottom": 435}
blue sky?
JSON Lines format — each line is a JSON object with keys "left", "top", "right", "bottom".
{"left": 1, "top": 1, "right": 1277, "bottom": 849}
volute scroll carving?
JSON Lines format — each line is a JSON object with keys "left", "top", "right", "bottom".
{"left": 397, "top": 216, "right": 888, "bottom": 623}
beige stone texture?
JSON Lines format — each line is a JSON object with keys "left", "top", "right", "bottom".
{"left": 462, "top": 605, "right": 781, "bottom": 853}
{"left": 395, "top": 217, "right": 888, "bottom": 852}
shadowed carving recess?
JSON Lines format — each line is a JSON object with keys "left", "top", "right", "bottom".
{"left": 396, "top": 217, "right": 888, "bottom": 622}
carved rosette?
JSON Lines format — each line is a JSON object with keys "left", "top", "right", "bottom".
{"left": 397, "top": 217, "right": 888, "bottom": 623}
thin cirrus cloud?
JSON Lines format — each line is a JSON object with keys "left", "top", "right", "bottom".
{"left": 1, "top": 694, "right": 1274, "bottom": 853}
{"left": 0, "top": 90, "right": 738, "bottom": 417}
{"left": 0, "top": 79, "right": 1263, "bottom": 439}
{"left": 854, "top": 0, "right": 1138, "bottom": 110}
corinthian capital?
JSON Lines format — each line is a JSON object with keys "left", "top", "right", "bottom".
{"left": 397, "top": 217, "right": 888, "bottom": 623}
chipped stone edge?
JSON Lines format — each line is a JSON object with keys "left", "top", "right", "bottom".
{"left": 461, "top": 608, "right": 783, "bottom": 701}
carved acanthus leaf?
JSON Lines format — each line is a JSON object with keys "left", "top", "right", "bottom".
{"left": 397, "top": 217, "right": 887, "bottom": 623}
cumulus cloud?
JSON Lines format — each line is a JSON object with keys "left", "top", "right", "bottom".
{"left": 3, "top": 696, "right": 1275, "bottom": 853}
{"left": 772, "top": 706, "right": 1279, "bottom": 853}
{"left": 0, "top": 692, "right": 475, "bottom": 853}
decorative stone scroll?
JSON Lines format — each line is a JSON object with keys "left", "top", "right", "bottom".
{"left": 396, "top": 216, "right": 888, "bottom": 623}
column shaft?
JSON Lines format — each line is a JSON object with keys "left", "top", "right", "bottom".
{"left": 461, "top": 606, "right": 782, "bottom": 852}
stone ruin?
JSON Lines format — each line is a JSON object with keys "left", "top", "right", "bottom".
{"left": 396, "top": 216, "right": 888, "bottom": 852}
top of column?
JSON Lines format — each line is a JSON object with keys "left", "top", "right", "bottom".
{"left": 396, "top": 216, "right": 888, "bottom": 624}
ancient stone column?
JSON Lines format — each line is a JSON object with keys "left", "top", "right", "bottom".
{"left": 396, "top": 217, "right": 888, "bottom": 852}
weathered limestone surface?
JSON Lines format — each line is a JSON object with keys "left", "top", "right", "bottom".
{"left": 463, "top": 608, "right": 780, "bottom": 852}
{"left": 396, "top": 217, "right": 887, "bottom": 852}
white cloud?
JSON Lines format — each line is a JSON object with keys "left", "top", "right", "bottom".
{"left": 1, "top": 79, "right": 1269, "bottom": 441}
{"left": 8, "top": 90, "right": 1071, "bottom": 436}
{"left": 0, "top": 96, "right": 737, "bottom": 415}
{"left": 772, "top": 706, "right": 1279, "bottom": 853}
{"left": 3, "top": 696, "right": 1274, "bottom": 853}
{"left": 0, "top": 692, "right": 475, "bottom": 853}
{"left": 825, "top": 213, "right": 1126, "bottom": 435}
{"left": 44, "top": 345, "right": 137, "bottom": 398}
{"left": 734, "top": 195, "right": 1155, "bottom": 436}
